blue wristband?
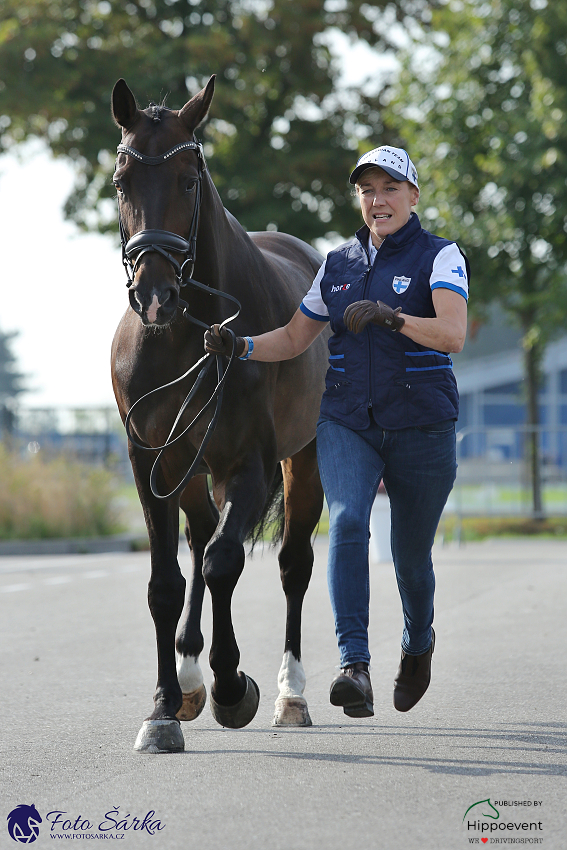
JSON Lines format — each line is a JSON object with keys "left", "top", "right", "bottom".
{"left": 239, "top": 337, "right": 254, "bottom": 360}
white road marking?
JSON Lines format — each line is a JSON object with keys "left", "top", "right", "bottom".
{"left": 0, "top": 583, "right": 32, "bottom": 593}
{"left": 0, "top": 556, "right": 145, "bottom": 595}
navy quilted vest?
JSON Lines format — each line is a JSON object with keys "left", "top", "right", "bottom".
{"left": 319, "top": 213, "right": 462, "bottom": 430}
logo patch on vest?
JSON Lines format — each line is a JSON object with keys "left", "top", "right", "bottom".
{"left": 331, "top": 283, "right": 351, "bottom": 293}
{"left": 392, "top": 276, "right": 411, "bottom": 294}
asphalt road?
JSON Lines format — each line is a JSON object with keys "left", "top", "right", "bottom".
{"left": 1, "top": 536, "right": 566, "bottom": 849}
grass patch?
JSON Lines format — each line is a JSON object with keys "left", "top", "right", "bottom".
{"left": 0, "top": 444, "right": 124, "bottom": 540}
{"left": 439, "top": 514, "right": 567, "bottom": 543}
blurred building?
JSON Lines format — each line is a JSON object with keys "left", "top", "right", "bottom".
{"left": 13, "top": 407, "right": 131, "bottom": 477}
{"left": 453, "top": 308, "right": 567, "bottom": 469}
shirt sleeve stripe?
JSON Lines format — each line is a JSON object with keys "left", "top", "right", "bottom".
{"left": 430, "top": 281, "right": 468, "bottom": 301}
{"left": 300, "top": 302, "right": 330, "bottom": 321}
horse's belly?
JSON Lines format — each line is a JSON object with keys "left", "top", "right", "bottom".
{"left": 273, "top": 348, "right": 326, "bottom": 460}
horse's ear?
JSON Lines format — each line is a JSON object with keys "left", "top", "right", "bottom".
{"left": 112, "top": 79, "right": 139, "bottom": 130}
{"left": 178, "top": 75, "right": 216, "bottom": 132}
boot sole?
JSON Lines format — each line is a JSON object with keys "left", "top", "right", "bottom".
{"left": 330, "top": 680, "right": 374, "bottom": 718}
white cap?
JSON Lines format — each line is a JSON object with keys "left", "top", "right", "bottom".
{"left": 350, "top": 145, "right": 419, "bottom": 189}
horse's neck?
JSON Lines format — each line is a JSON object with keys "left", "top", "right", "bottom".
{"left": 193, "top": 174, "right": 262, "bottom": 290}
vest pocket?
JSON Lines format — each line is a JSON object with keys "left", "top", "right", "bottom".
{"left": 396, "top": 372, "right": 447, "bottom": 386}
{"left": 325, "top": 378, "right": 352, "bottom": 392}
{"left": 395, "top": 376, "right": 458, "bottom": 424}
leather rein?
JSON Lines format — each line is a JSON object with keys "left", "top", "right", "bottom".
{"left": 115, "top": 138, "right": 241, "bottom": 501}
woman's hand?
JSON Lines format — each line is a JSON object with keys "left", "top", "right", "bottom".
{"left": 343, "top": 300, "right": 405, "bottom": 333}
{"left": 204, "top": 324, "right": 246, "bottom": 357}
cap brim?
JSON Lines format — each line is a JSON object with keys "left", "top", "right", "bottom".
{"left": 349, "top": 162, "right": 408, "bottom": 185}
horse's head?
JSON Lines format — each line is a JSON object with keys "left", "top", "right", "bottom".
{"left": 112, "top": 76, "right": 215, "bottom": 326}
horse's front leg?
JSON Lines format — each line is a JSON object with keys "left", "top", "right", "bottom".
{"left": 175, "top": 475, "right": 219, "bottom": 722}
{"left": 203, "top": 455, "right": 270, "bottom": 729}
{"left": 130, "top": 449, "right": 186, "bottom": 754}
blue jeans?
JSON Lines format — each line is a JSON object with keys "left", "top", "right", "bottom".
{"left": 316, "top": 416, "right": 456, "bottom": 666}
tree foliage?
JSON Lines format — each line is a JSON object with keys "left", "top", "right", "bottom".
{"left": 390, "top": 0, "right": 567, "bottom": 341}
{"left": 0, "top": 0, "right": 430, "bottom": 242}
{"left": 388, "top": 0, "right": 567, "bottom": 515}
{"left": 0, "top": 329, "right": 24, "bottom": 403}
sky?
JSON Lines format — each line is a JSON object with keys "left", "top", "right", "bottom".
{"left": 0, "top": 140, "right": 125, "bottom": 407}
{"left": 0, "top": 36, "right": 396, "bottom": 409}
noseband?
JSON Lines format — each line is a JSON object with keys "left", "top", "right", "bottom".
{"left": 116, "top": 140, "right": 204, "bottom": 289}
{"left": 115, "top": 137, "right": 242, "bottom": 501}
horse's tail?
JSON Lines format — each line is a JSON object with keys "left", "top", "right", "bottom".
{"left": 247, "top": 463, "right": 285, "bottom": 551}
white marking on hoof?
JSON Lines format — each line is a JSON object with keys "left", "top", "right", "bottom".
{"left": 133, "top": 719, "right": 184, "bottom": 754}
{"left": 277, "top": 651, "right": 306, "bottom": 699}
{"left": 146, "top": 294, "right": 160, "bottom": 323}
{"left": 176, "top": 654, "right": 204, "bottom": 693}
{"left": 273, "top": 651, "right": 312, "bottom": 726}
{"left": 176, "top": 655, "right": 207, "bottom": 720}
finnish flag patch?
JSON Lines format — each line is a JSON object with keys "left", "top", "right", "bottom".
{"left": 392, "top": 275, "right": 411, "bottom": 294}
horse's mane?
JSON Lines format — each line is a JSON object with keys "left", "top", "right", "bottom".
{"left": 146, "top": 99, "right": 168, "bottom": 123}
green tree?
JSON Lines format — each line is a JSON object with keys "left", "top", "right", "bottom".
{"left": 389, "top": 0, "right": 567, "bottom": 518}
{"left": 0, "top": 0, "right": 430, "bottom": 242}
{"left": 0, "top": 328, "right": 24, "bottom": 436}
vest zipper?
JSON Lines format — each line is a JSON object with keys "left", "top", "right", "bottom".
{"left": 362, "top": 258, "right": 373, "bottom": 410}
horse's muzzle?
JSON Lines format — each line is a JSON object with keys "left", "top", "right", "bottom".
{"left": 129, "top": 284, "right": 179, "bottom": 326}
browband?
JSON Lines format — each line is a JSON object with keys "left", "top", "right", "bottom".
{"left": 116, "top": 140, "right": 203, "bottom": 166}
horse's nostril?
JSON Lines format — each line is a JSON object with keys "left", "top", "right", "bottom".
{"left": 162, "top": 287, "right": 178, "bottom": 307}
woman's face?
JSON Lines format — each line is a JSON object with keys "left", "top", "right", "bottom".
{"left": 356, "top": 167, "right": 419, "bottom": 247}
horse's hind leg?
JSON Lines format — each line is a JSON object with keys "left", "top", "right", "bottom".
{"left": 175, "top": 475, "right": 218, "bottom": 721}
{"left": 274, "top": 438, "right": 324, "bottom": 727}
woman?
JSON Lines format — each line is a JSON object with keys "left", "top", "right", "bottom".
{"left": 205, "top": 146, "right": 469, "bottom": 718}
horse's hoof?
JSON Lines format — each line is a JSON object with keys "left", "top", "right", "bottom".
{"left": 176, "top": 685, "right": 207, "bottom": 722}
{"left": 210, "top": 674, "right": 260, "bottom": 729}
{"left": 133, "top": 719, "right": 184, "bottom": 754}
{"left": 273, "top": 697, "right": 312, "bottom": 727}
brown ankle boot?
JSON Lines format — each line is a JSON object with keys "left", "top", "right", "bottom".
{"left": 330, "top": 662, "right": 374, "bottom": 718}
{"left": 393, "top": 629, "right": 435, "bottom": 712}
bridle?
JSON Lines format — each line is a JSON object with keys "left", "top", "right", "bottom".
{"left": 115, "top": 137, "right": 241, "bottom": 501}
{"left": 117, "top": 140, "right": 203, "bottom": 296}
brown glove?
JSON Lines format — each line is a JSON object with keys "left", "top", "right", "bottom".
{"left": 204, "top": 324, "right": 246, "bottom": 357}
{"left": 343, "top": 300, "right": 405, "bottom": 334}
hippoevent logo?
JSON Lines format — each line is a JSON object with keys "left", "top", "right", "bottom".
{"left": 6, "top": 805, "right": 166, "bottom": 842}
{"left": 463, "top": 798, "right": 544, "bottom": 844}
{"left": 7, "top": 805, "right": 42, "bottom": 843}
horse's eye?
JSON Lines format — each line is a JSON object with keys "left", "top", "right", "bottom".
{"left": 114, "top": 183, "right": 123, "bottom": 194}
{"left": 185, "top": 181, "right": 197, "bottom": 194}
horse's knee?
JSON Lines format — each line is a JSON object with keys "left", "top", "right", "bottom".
{"left": 202, "top": 537, "right": 245, "bottom": 594}
{"left": 148, "top": 573, "right": 186, "bottom": 621}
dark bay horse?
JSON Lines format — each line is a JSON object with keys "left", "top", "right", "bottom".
{"left": 110, "top": 77, "right": 328, "bottom": 752}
